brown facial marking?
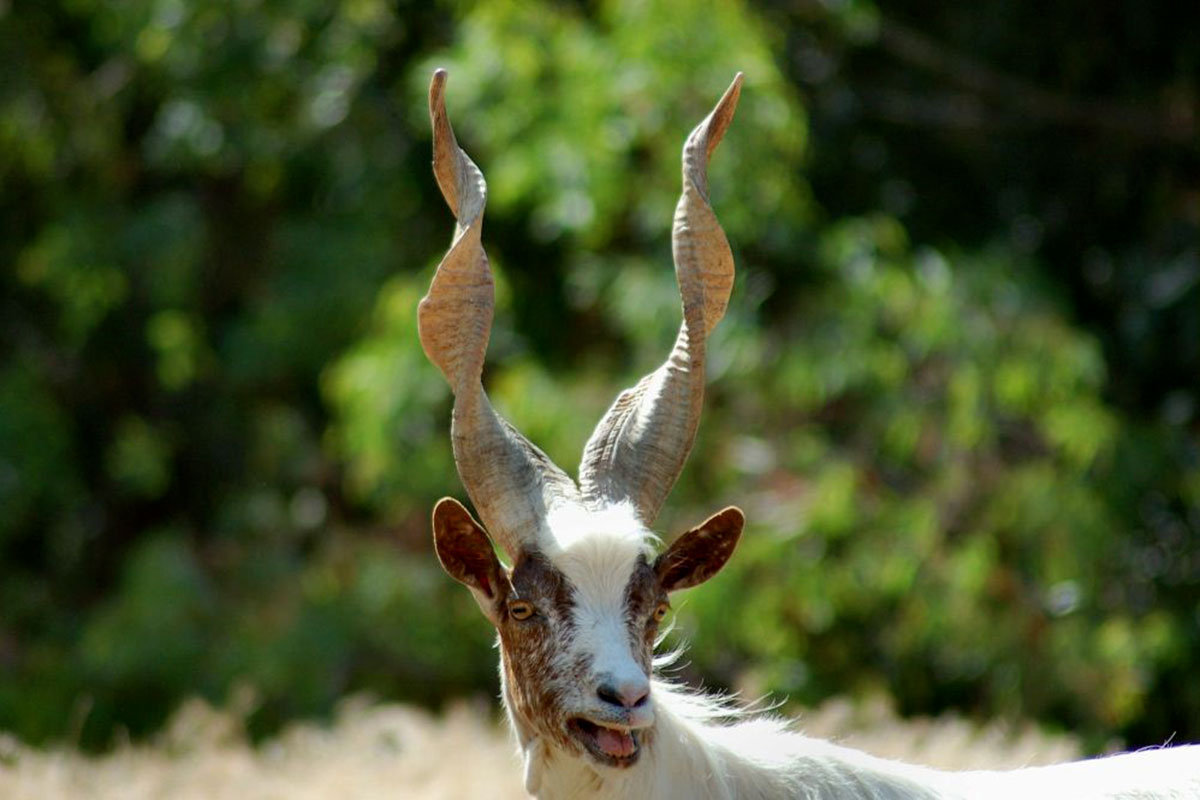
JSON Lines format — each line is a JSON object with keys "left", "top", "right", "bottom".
{"left": 654, "top": 506, "right": 745, "bottom": 593}
{"left": 499, "top": 551, "right": 584, "bottom": 752}
{"left": 623, "top": 556, "right": 665, "bottom": 672}
{"left": 508, "top": 552, "right": 575, "bottom": 623}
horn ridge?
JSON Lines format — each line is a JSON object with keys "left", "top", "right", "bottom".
{"left": 419, "top": 69, "right": 582, "bottom": 558}
{"left": 579, "top": 73, "right": 743, "bottom": 523}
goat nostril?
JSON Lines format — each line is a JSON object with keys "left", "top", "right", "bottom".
{"left": 597, "top": 684, "right": 623, "bottom": 707}
{"left": 598, "top": 682, "right": 650, "bottom": 709}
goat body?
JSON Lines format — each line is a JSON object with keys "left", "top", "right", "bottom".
{"left": 528, "top": 673, "right": 1200, "bottom": 799}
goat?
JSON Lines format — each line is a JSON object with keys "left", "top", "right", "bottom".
{"left": 417, "top": 68, "right": 1200, "bottom": 799}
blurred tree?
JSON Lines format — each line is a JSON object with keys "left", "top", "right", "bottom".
{"left": 0, "top": 0, "right": 481, "bottom": 745}
{"left": 756, "top": 0, "right": 1200, "bottom": 416}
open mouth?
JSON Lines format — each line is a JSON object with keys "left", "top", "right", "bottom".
{"left": 567, "top": 718, "right": 642, "bottom": 768}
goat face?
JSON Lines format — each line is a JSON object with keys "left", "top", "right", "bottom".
{"left": 433, "top": 498, "right": 744, "bottom": 769}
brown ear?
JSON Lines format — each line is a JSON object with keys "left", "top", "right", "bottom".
{"left": 654, "top": 506, "right": 744, "bottom": 593}
{"left": 432, "top": 497, "right": 508, "bottom": 622}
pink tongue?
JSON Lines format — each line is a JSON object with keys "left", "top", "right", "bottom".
{"left": 596, "top": 727, "right": 636, "bottom": 757}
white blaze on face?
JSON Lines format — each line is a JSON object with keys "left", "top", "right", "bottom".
{"left": 569, "top": 544, "right": 648, "bottom": 683}
{"left": 545, "top": 504, "right": 657, "bottom": 728}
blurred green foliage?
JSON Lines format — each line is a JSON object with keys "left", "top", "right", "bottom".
{"left": 1, "top": 0, "right": 1197, "bottom": 753}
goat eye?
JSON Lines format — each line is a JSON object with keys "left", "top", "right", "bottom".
{"left": 508, "top": 601, "right": 536, "bottom": 620}
{"left": 652, "top": 603, "right": 670, "bottom": 623}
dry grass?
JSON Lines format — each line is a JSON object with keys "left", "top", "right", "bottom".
{"left": 794, "top": 694, "right": 1083, "bottom": 770}
{"left": 0, "top": 695, "right": 1084, "bottom": 799}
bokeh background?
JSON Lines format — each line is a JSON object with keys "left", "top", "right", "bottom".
{"left": 2, "top": 0, "right": 1198, "bottom": 758}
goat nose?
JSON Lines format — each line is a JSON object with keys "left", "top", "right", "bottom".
{"left": 597, "top": 679, "right": 650, "bottom": 709}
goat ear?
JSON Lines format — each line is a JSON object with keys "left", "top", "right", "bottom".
{"left": 432, "top": 497, "right": 508, "bottom": 624}
{"left": 654, "top": 506, "right": 744, "bottom": 593}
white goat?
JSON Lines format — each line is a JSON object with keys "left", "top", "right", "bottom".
{"left": 418, "top": 68, "right": 1200, "bottom": 799}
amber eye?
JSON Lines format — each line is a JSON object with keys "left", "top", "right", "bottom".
{"left": 508, "top": 601, "right": 536, "bottom": 620}
{"left": 652, "top": 603, "right": 670, "bottom": 623}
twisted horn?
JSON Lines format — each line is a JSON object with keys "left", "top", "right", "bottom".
{"left": 419, "top": 69, "right": 582, "bottom": 558}
{"left": 579, "top": 73, "right": 743, "bottom": 524}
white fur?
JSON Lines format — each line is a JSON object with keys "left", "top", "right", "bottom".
{"left": 542, "top": 501, "right": 656, "bottom": 555}
{"left": 523, "top": 680, "right": 1200, "bottom": 799}
{"left": 501, "top": 512, "right": 1200, "bottom": 799}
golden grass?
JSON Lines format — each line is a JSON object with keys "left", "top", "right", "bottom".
{"left": 0, "top": 695, "right": 1083, "bottom": 799}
